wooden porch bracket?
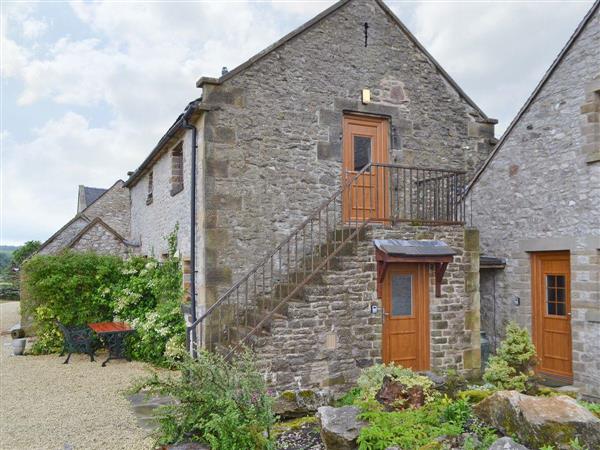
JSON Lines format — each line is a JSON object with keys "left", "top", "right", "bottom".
{"left": 376, "top": 248, "right": 453, "bottom": 298}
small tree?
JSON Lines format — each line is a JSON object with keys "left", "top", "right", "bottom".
{"left": 483, "top": 322, "right": 537, "bottom": 391}
{"left": 11, "top": 240, "right": 42, "bottom": 267}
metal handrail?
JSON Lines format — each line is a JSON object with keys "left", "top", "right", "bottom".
{"left": 186, "top": 163, "right": 466, "bottom": 357}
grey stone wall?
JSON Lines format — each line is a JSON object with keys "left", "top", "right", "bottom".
{"left": 200, "top": 0, "right": 494, "bottom": 313}
{"left": 256, "top": 224, "right": 479, "bottom": 393}
{"left": 84, "top": 180, "right": 130, "bottom": 238}
{"left": 70, "top": 222, "right": 129, "bottom": 257}
{"left": 129, "top": 133, "right": 194, "bottom": 259}
{"left": 467, "top": 7, "right": 599, "bottom": 397}
{"left": 38, "top": 217, "right": 89, "bottom": 255}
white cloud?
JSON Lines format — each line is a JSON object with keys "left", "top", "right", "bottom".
{"left": 22, "top": 17, "right": 48, "bottom": 39}
{"left": 1, "top": 0, "right": 597, "bottom": 245}
{"left": 400, "top": 1, "right": 594, "bottom": 131}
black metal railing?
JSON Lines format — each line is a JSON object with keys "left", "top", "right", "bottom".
{"left": 186, "top": 163, "right": 466, "bottom": 358}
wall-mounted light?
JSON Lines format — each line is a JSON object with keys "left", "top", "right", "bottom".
{"left": 362, "top": 88, "right": 371, "bottom": 105}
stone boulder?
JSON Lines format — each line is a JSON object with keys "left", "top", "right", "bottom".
{"left": 487, "top": 437, "right": 529, "bottom": 450}
{"left": 474, "top": 390, "right": 600, "bottom": 449}
{"left": 317, "top": 406, "right": 367, "bottom": 450}
{"left": 375, "top": 375, "right": 426, "bottom": 411}
{"left": 273, "top": 389, "right": 331, "bottom": 419}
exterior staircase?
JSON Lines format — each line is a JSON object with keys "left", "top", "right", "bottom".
{"left": 186, "top": 163, "right": 466, "bottom": 360}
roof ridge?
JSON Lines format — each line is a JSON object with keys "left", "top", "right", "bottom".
{"left": 196, "top": 0, "right": 490, "bottom": 119}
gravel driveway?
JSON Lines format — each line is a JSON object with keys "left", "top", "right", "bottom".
{"left": 0, "top": 302, "right": 155, "bottom": 450}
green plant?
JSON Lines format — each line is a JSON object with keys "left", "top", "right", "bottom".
{"left": 21, "top": 251, "right": 123, "bottom": 353}
{"left": 21, "top": 227, "right": 185, "bottom": 366}
{"left": 442, "top": 397, "right": 471, "bottom": 427}
{"left": 442, "top": 369, "right": 468, "bottom": 399}
{"left": 131, "top": 351, "right": 275, "bottom": 449}
{"left": 457, "top": 389, "right": 493, "bottom": 403}
{"left": 335, "top": 387, "right": 362, "bottom": 407}
{"left": 12, "top": 240, "right": 42, "bottom": 267}
{"left": 483, "top": 322, "right": 536, "bottom": 392}
{"left": 579, "top": 400, "right": 600, "bottom": 418}
{"left": 356, "top": 363, "right": 436, "bottom": 409}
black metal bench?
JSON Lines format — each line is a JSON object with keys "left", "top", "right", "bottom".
{"left": 56, "top": 321, "right": 98, "bottom": 364}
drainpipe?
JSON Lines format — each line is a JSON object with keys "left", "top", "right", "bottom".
{"left": 182, "top": 106, "right": 198, "bottom": 356}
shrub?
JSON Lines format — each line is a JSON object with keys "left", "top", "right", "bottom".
{"left": 131, "top": 351, "right": 275, "bottom": 449}
{"left": 457, "top": 389, "right": 493, "bottom": 404}
{"left": 21, "top": 251, "right": 122, "bottom": 353}
{"left": 356, "top": 363, "right": 436, "bottom": 409}
{"left": 580, "top": 401, "right": 600, "bottom": 418}
{"left": 21, "top": 227, "right": 185, "bottom": 366}
{"left": 483, "top": 322, "right": 536, "bottom": 392}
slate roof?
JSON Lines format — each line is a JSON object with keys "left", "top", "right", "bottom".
{"left": 83, "top": 187, "right": 107, "bottom": 207}
{"left": 373, "top": 239, "right": 457, "bottom": 257}
{"left": 480, "top": 255, "right": 506, "bottom": 269}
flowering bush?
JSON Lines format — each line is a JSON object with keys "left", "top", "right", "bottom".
{"left": 22, "top": 227, "right": 185, "bottom": 366}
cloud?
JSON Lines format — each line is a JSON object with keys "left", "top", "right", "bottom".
{"left": 400, "top": 1, "right": 594, "bottom": 131}
{"left": 1, "top": 0, "right": 596, "bottom": 245}
{"left": 22, "top": 17, "right": 48, "bottom": 39}
{"left": 2, "top": 112, "right": 148, "bottom": 244}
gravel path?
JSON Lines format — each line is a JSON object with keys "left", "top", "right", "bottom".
{"left": 0, "top": 302, "right": 155, "bottom": 450}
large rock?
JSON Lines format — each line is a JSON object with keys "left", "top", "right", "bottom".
{"left": 474, "top": 390, "right": 600, "bottom": 449}
{"left": 317, "top": 406, "right": 367, "bottom": 450}
{"left": 487, "top": 437, "right": 529, "bottom": 450}
{"left": 273, "top": 389, "right": 331, "bottom": 419}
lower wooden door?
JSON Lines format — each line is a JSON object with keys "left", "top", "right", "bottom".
{"left": 382, "top": 263, "right": 430, "bottom": 370}
{"left": 531, "top": 251, "right": 573, "bottom": 380}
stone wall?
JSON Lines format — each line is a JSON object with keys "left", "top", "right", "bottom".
{"left": 256, "top": 224, "right": 479, "bottom": 392}
{"left": 70, "top": 222, "right": 130, "bottom": 257}
{"left": 83, "top": 180, "right": 130, "bottom": 238}
{"left": 200, "top": 0, "right": 494, "bottom": 314}
{"left": 467, "top": 6, "right": 599, "bottom": 398}
{"left": 129, "top": 132, "right": 194, "bottom": 259}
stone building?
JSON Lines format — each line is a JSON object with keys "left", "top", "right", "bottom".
{"left": 37, "top": 0, "right": 598, "bottom": 395}
{"left": 113, "top": 0, "right": 495, "bottom": 391}
{"left": 38, "top": 180, "right": 133, "bottom": 256}
{"left": 466, "top": 1, "right": 599, "bottom": 399}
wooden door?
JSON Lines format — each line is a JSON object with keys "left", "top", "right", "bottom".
{"left": 531, "top": 251, "right": 573, "bottom": 380}
{"left": 382, "top": 263, "right": 430, "bottom": 370}
{"left": 342, "top": 115, "right": 389, "bottom": 222}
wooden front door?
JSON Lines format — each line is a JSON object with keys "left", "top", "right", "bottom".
{"left": 342, "top": 114, "right": 389, "bottom": 222}
{"left": 382, "top": 263, "right": 430, "bottom": 370}
{"left": 531, "top": 251, "right": 573, "bottom": 380}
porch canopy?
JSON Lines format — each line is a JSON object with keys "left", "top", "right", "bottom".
{"left": 373, "top": 239, "right": 456, "bottom": 298}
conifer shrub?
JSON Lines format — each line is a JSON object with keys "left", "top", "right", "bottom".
{"left": 483, "top": 322, "right": 537, "bottom": 392}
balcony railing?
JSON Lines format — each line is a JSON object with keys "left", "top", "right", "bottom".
{"left": 186, "top": 163, "right": 466, "bottom": 358}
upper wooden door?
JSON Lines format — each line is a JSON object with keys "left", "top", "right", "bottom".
{"left": 382, "top": 263, "right": 430, "bottom": 370}
{"left": 531, "top": 251, "right": 573, "bottom": 380}
{"left": 342, "top": 115, "right": 389, "bottom": 223}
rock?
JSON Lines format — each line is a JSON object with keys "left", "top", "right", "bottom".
{"left": 317, "top": 406, "right": 367, "bottom": 450}
{"left": 487, "top": 437, "right": 530, "bottom": 450}
{"left": 375, "top": 375, "right": 425, "bottom": 411}
{"left": 474, "top": 390, "right": 600, "bottom": 449}
{"left": 273, "top": 389, "right": 332, "bottom": 419}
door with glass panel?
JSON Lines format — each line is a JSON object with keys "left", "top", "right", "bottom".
{"left": 342, "top": 114, "right": 389, "bottom": 222}
{"left": 382, "top": 263, "right": 430, "bottom": 370}
{"left": 531, "top": 251, "right": 572, "bottom": 380}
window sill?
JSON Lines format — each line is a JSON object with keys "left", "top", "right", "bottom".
{"left": 170, "top": 184, "right": 184, "bottom": 197}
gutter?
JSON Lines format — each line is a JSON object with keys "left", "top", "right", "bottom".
{"left": 181, "top": 104, "right": 198, "bottom": 356}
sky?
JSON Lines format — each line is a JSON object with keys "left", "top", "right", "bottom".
{"left": 1, "top": 0, "right": 595, "bottom": 246}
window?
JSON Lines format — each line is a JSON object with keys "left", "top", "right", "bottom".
{"left": 546, "top": 274, "right": 567, "bottom": 316}
{"left": 146, "top": 171, "right": 153, "bottom": 205}
{"left": 391, "top": 274, "right": 412, "bottom": 316}
{"left": 171, "top": 143, "right": 184, "bottom": 196}
{"left": 353, "top": 135, "right": 372, "bottom": 171}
